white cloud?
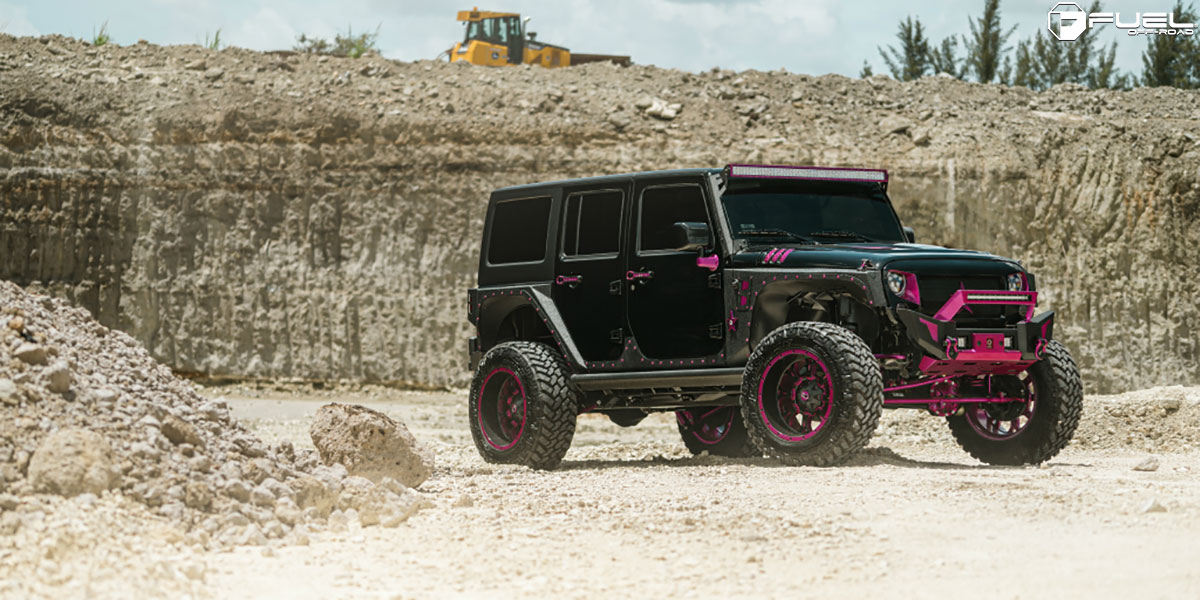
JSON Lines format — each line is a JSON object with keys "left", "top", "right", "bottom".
{"left": 0, "top": 2, "right": 39, "bottom": 36}
{"left": 229, "top": 7, "right": 299, "bottom": 51}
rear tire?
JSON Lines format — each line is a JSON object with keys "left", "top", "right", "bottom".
{"left": 676, "top": 406, "right": 758, "bottom": 457}
{"left": 468, "top": 342, "right": 578, "bottom": 470}
{"left": 739, "top": 322, "right": 883, "bottom": 466}
{"left": 947, "top": 340, "right": 1083, "bottom": 465}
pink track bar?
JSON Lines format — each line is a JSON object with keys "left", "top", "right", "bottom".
{"left": 884, "top": 397, "right": 1020, "bottom": 405}
{"left": 882, "top": 376, "right": 954, "bottom": 393}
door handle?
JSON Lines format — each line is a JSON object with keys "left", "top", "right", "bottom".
{"left": 625, "top": 269, "right": 653, "bottom": 292}
{"left": 696, "top": 254, "right": 719, "bottom": 272}
{"left": 555, "top": 274, "right": 583, "bottom": 289}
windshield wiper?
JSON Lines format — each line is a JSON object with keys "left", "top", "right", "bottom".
{"left": 807, "top": 230, "right": 876, "bottom": 242}
{"left": 737, "top": 229, "right": 815, "bottom": 244}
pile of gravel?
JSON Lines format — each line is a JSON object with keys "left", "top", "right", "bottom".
{"left": 0, "top": 280, "right": 433, "bottom": 552}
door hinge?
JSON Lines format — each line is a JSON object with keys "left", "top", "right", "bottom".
{"left": 707, "top": 273, "right": 722, "bottom": 289}
{"left": 708, "top": 323, "right": 724, "bottom": 340}
{"left": 609, "top": 280, "right": 623, "bottom": 295}
{"left": 610, "top": 328, "right": 624, "bottom": 343}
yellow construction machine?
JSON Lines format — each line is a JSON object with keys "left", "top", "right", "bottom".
{"left": 449, "top": 7, "right": 631, "bottom": 68}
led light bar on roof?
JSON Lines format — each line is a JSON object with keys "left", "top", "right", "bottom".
{"left": 726, "top": 164, "right": 888, "bottom": 183}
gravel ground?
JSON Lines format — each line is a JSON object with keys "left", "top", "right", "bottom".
{"left": 200, "top": 385, "right": 1200, "bottom": 599}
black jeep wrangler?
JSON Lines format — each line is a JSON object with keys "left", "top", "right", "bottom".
{"left": 466, "top": 164, "right": 1082, "bottom": 469}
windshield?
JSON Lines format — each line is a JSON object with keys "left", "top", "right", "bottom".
{"left": 465, "top": 16, "right": 520, "bottom": 44}
{"left": 721, "top": 180, "right": 906, "bottom": 244}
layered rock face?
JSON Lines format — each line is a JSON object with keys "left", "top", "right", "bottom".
{"left": 1, "top": 34, "right": 1197, "bottom": 392}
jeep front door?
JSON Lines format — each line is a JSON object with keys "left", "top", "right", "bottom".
{"left": 626, "top": 179, "right": 725, "bottom": 359}
{"left": 553, "top": 185, "right": 629, "bottom": 362}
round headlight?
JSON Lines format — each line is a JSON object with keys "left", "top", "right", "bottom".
{"left": 1006, "top": 273, "right": 1025, "bottom": 291}
{"left": 886, "top": 271, "right": 906, "bottom": 295}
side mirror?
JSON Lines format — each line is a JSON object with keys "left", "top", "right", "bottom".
{"left": 902, "top": 226, "right": 916, "bottom": 243}
{"left": 673, "top": 222, "right": 711, "bottom": 252}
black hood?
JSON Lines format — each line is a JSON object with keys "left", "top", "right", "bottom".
{"left": 729, "top": 242, "right": 1024, "bottom": 276}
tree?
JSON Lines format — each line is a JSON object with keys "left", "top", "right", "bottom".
{"left": 929, "top": 37, "right": 964, "bottom": 78}
{"left": 1010, "top": 40, "right": 1035, "bottom": 88}
{"left": 1063, "top": 1, "right": 1103, "bottom": 83}
{"left": 964, "top": 0, "right": 1017, "bottom": 83}
{"left": 1030, "top": 33, "right": 1069, "bottom": 89}
{"left": 1141, "top": 1, "right": 1199, "bottom": 88}
{"left": 878, "top": 16, "right": 930, "bottom": 81}
{"left": 859, "top": 60, "right": 874, "bottom": 78}
{"left": 1001, "top": 1, "right": 1137, "bottom": 91}
{"left": 997, "top": 54, "right": 1014, "bottom": 85}
{"left": 1008, "top": 2, "right": 1110, "bottom": 91}
{"left": 1090, "top": 41, "right": 1131, "bottom": 89}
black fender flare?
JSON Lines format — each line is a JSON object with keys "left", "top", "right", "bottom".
{"left": 470, "top": 284, "right": 586, "bottom": 370}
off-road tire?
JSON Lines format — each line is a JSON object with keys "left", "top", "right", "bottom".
{"left": 468, "top": 342, "right": 578, "bottom": 470}
{"left": 740, "top": 322, "right": 884, "bottom": 466}
{"left": 675, "top": 406, "right": 759, "bottom": 457}
{"left": 947, "top": 340, "right": 1083, "bottom": 466}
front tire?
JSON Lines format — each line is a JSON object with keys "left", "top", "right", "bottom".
{"left": 676, "top": 406, "right": 758, "bottom": 457}
{"left": 947, "top": 340, "right": 1083, "bottom": 465}
{"left": 468, "top": 342, "right": 578, "bottom": 470}
{"left": 739, "top": 322, "right": 883, "bottom": 466}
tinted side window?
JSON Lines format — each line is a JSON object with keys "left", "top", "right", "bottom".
{"left": 488, "top": 196, "right": 551, "bottom": 264}
{"left": 639, "top": 185, "right": 708, "bottom": 251}
{"left": 562, "top": 190, "right": 622, "bottom": 257}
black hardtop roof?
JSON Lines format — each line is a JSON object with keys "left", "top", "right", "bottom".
{"left": 493, "top": 168, "right": 721, "bottom": 195}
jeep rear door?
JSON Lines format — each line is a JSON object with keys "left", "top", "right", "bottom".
{"left": 626, "top": 176, "right": 725, "bottom": 359}
{"left": 552, "top": 181, "right": 631, "bottom": 362}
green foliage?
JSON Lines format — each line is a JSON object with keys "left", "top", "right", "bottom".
{"left": 878, "top": 16, "right": 931, "bottom": 81}
{"left": 929, "top": 36, "right": 964, "bottom": 78}
{"left": 963, "top": 0, "right": 1016, "bottom": 83}
{"left": 294, "top": 33, "right": 331, "bottom": 55}
{"left": 1009, "top": 2, "right": 1132, "bottom": 91}
{"left": 337, "top": 25, "right": 379, "bottom": 59}
{"left": 859, "top": 60, "right": 874, "bottom": 78}
{"left": 1025, "top": 31, "right": 1071, "bottom": 89}
{"left": 1141, "top": 1, "right": 1200, "bottom": 88}
{"left": 205, "top": 29, "right": 222, "bottom": 51}
{"left": 1009, "top": 39, "right": 1035, "bottom": 88}
{"left": 866, "top": 0, "right": 1178, "bottom": 90}
{"left": 1091, "top": 41, "right": 1132, "bottom": 89}
{"left": 91, "top": 21, "right": 111, "bottom": 47}
{"left": 294, "top": 25, "right": 380, "bottom": 59}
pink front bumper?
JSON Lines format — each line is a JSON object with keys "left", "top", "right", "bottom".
{"left": 896, "top": 289, "right": 1051, "bottom": 377}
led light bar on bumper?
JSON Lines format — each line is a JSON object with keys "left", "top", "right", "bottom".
{"left": 725, "top": 164, "right": 888, "bottom": 183}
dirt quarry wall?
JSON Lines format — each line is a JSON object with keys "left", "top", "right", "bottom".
{"left": 1, "top": 35, "right": 1198, "bottom": 393}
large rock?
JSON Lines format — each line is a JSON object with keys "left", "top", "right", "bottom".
{"left": 160, "top": 415, "right": 204, "bottom": 447}
{"left": 27, "top": 428, "right": 121, "bottom": 497}
{"left": 14, "top": 343, "right": 47, "bottom": 365}
{"left": 0, "top": 378, "right": 17, "bottom": 405}
{"left": 309, "top": 403, "right": 433, "bottom": 488}
{"left": 43, "top": 360, "right": 72, "bottom": 394}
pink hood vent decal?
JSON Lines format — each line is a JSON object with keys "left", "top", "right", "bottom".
{"left": 763, "top": 248, "right": 794, "bottom": 265}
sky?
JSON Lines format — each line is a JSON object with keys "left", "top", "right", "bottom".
{"left": 0, "top": 0, "right": 1189, "bottom": 80}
